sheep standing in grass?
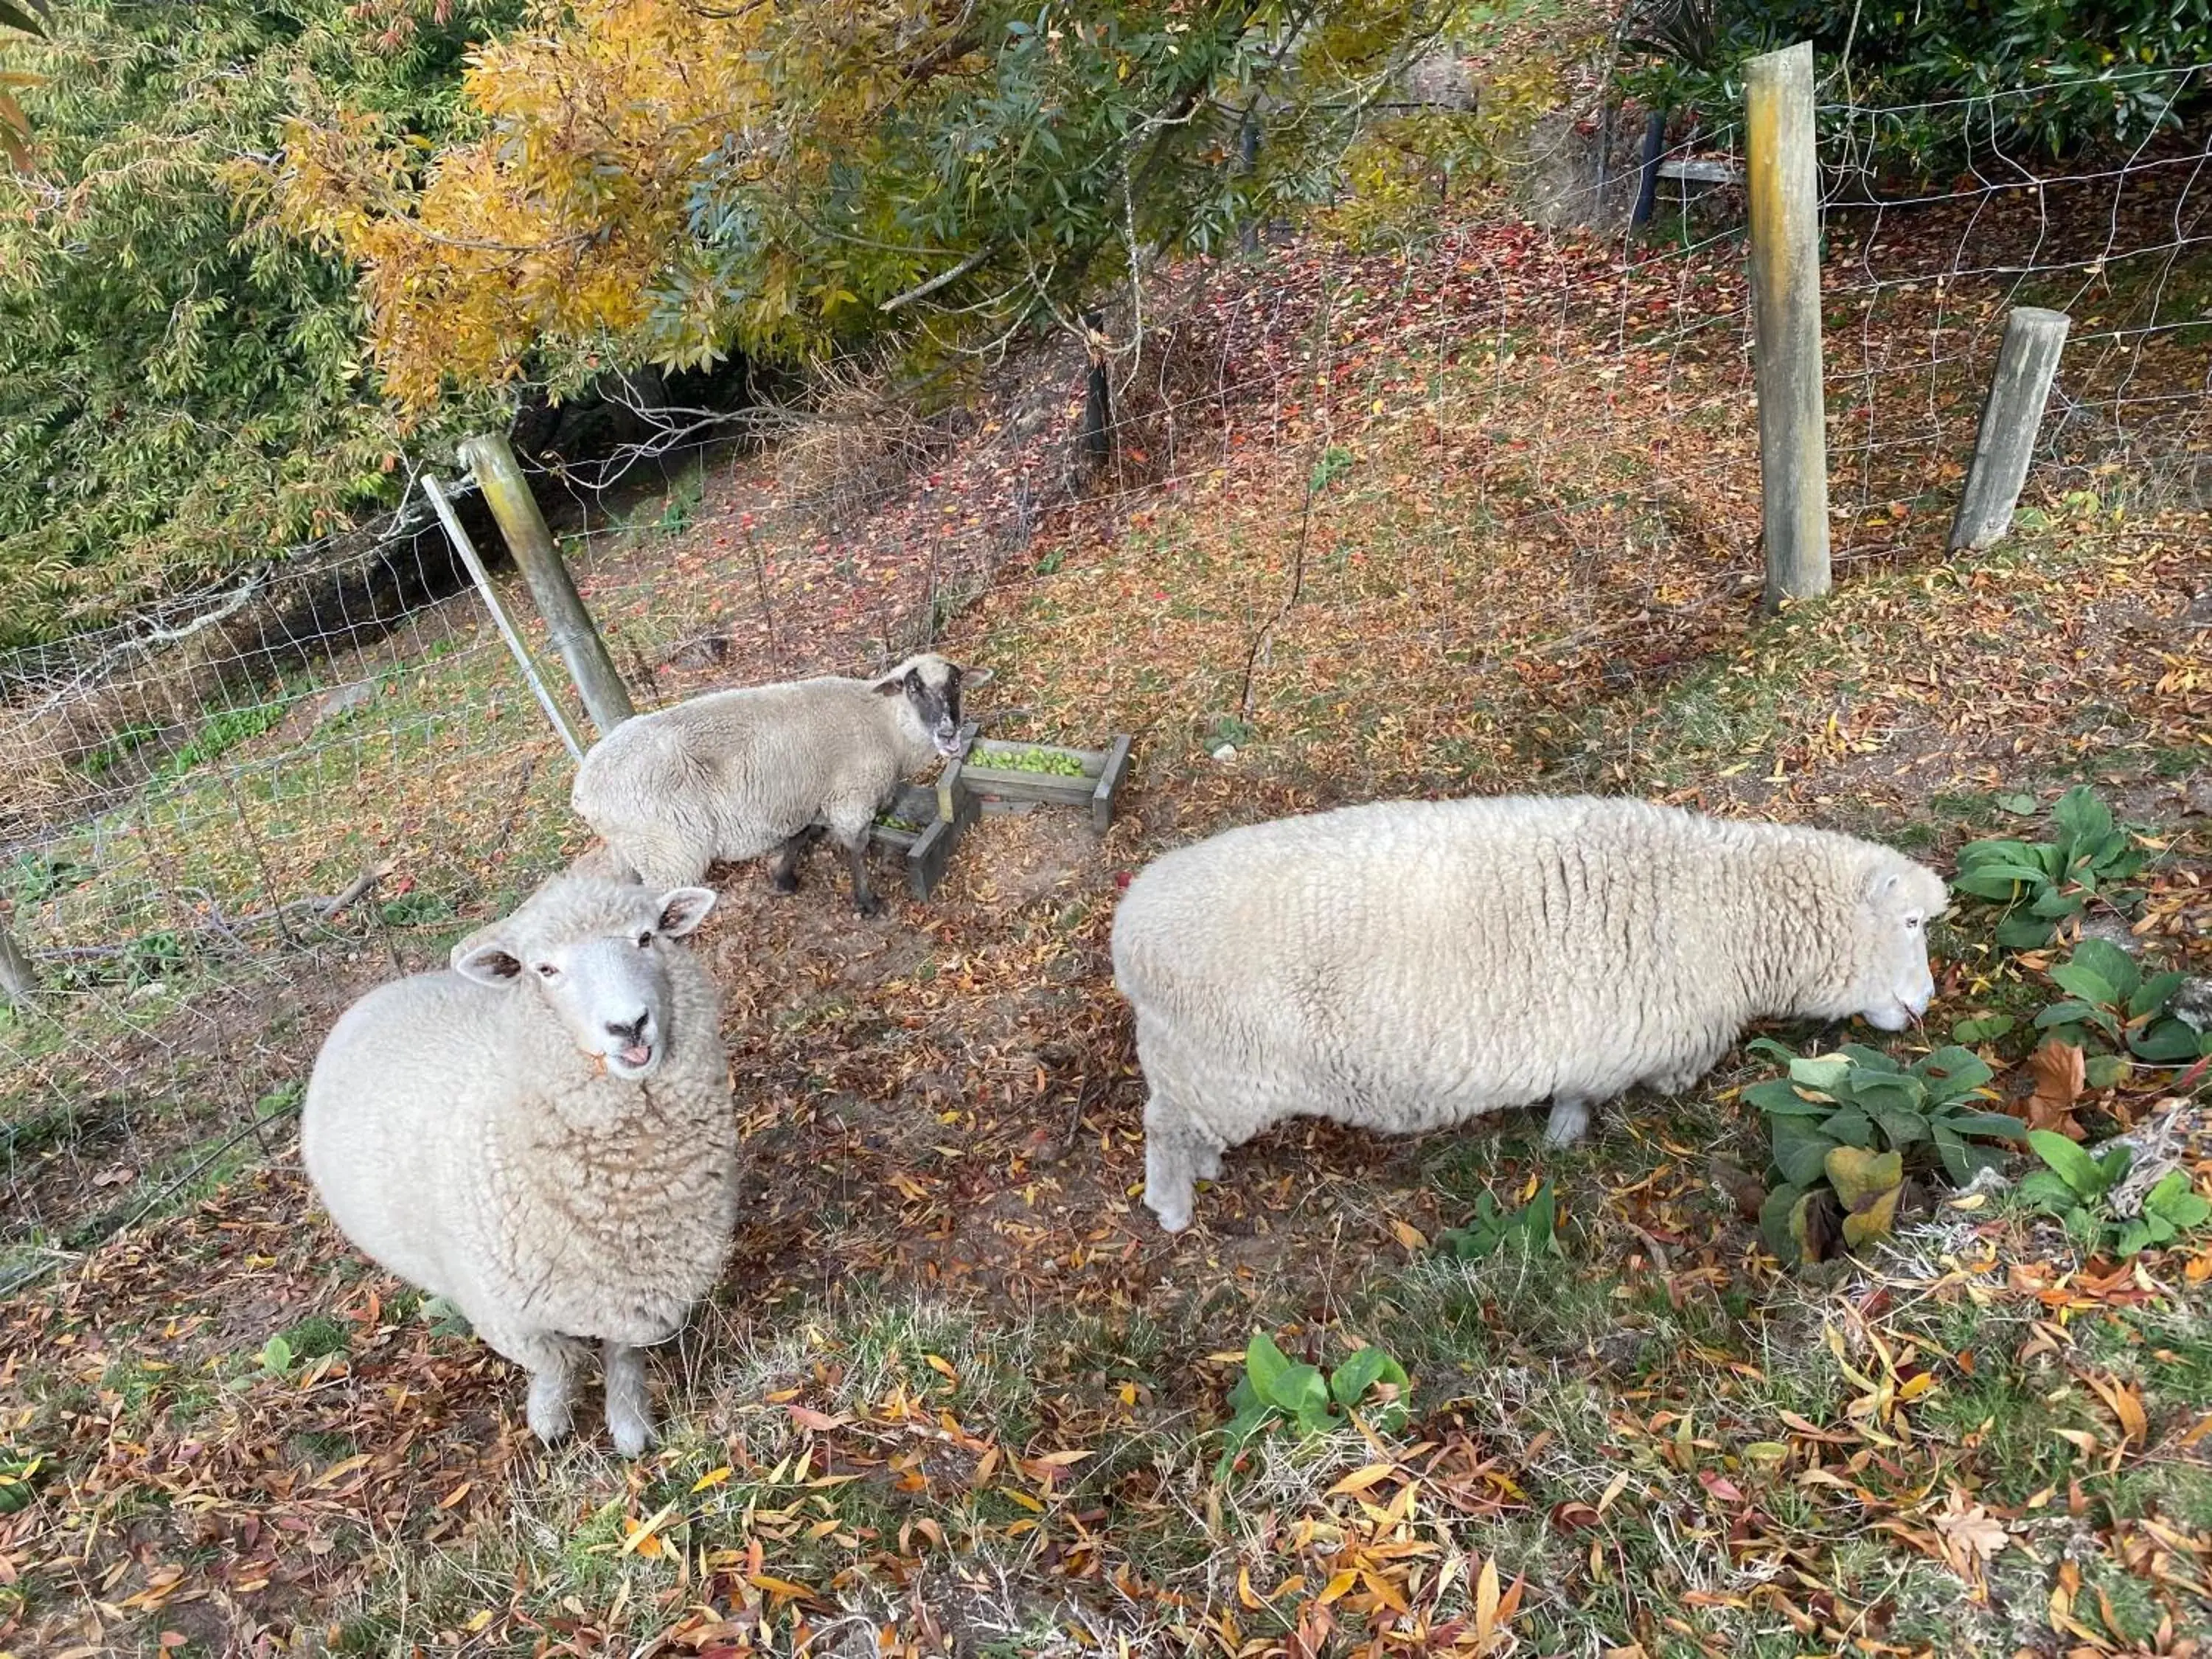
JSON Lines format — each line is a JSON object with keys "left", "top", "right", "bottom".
{"left": 1111, "top": 794, "right": 1948, "bottom": 1232}
{"left": 301, "top": 872, "right": 734, "bottom": 1455}
{"left": 571, "top": 653, "right": 990, "bottom": 916}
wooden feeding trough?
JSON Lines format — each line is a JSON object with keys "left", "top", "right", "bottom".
{"left": 866, "top": 727, "right": 1133, "bottom": 902}
{"left": 867, "top": 780, "right": 979, "bottom": 902}
{"left": 943, "top": 730, "right": 1134, "bottom": 835}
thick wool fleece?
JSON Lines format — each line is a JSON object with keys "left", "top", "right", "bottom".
{"left": 300, "top": 888, "right": 734, "bottom": 1395}
{"left": 570, "top": 675, "right": 942, "bottom": 888}
{"left": 1111, "top": 794, "right": 1946, "bottom": 1225}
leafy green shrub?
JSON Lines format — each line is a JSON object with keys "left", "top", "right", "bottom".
{"left": 418, "top": 1293, "right": 472, "bottom": 1339}
{"left": 1746, "top": 1038, "right": 2026, "bottom": 1265}
{"left": 1217, "top": 1332, "right": 1409, "bottom": 1477}
{"left": 1950, "top": 787, "right": 2149, "bottom": 950}
{"left": 1438, "top": 1183, "right": 1561, "bottom": 1262}
{"left": 2019, "top": 1130, "right": 2212, "bottom": 1259}
{"left": 1617, "top": 0, "right": 2208, "bottom": 173}
{"left": 2033, "top": 939, "right": 2212, "bottom": 1065}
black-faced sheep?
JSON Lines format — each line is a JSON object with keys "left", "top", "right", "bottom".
{"left": 569, "top": 653, "right": 990, "bottom": 916}
{"left": 1110, "top": 794, "right": 1950, "bottom": 1231}
{"left": 301, "top": 872, "right": 734, "bottom": 1454}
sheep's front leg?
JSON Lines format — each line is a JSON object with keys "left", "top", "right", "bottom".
{"left": 771, "top": 824, "right": 825, "bottom": 894}
{"left": 1144, "top": 1133, "right": 1196, "bottom": 1233}
{"left": 481, "top": 1325, "right": 590, "bottom": 1447}
{"left": 1542, "top": 1095, "right": 1593, "bottom": 1149}
{"left": 1141, "top": 1095, "right": 1220, "bottom": 1234}
{"left": 840, "top": 831, "right": 880, "bottom": 917}
{"left": 602, "top": 1340, "right": 655, "bottom": 1458}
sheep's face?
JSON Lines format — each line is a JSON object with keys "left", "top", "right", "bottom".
{"left": 875, "top": 654, "right": 992, "bottom": 757}
{"left": 452, "top": 882, "right": 718, "bottom": 1080}
{"left": 1850, "top": 860, "right": 1948, "bottom": 1031}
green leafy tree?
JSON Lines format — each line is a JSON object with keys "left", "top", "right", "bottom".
{"left": 0, "top": 0, "right": 521, "bottom": 648}
{"left": 0, "top": 1, "right": 50, "bottom": 171}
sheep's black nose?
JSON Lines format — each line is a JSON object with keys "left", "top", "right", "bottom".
{"left": 605, "top": 1012, "right": 649, "bottom": 1043}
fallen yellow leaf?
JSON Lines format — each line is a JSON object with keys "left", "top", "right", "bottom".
{"left": 1326, "top": 1462, "right": 1398, "bottom": 1498}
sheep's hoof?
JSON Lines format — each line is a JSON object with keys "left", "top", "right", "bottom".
{"left": 525, "top": 1377, "right": 575, "bottom": 1447}
{"left": 771, "top": 870, "right": 801, "bottom": 894}
{"left": 852, "top": 894, "right": 881, "bottom": 919}
{"left": 608, "top": 1408, "right": 655, "bottom": 1459}
{"left": 1146, "top": 1186, "right": 1194, "bottom": 1234}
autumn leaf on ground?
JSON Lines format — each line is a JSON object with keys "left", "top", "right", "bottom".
{"left": 1933, "top": 1488, "right": 2011, "bottom": 1590}
{"left": 2017, "top": 1039, "right": 2088, "bottom": 1139}
{"left": 1825, "top": 1147, "right": 1905, "bottom": 1251}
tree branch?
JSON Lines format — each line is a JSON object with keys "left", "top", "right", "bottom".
{"left": 877, "top": 243, "right": 994, "bottom": 313}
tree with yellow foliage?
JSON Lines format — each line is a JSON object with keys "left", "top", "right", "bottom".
{"left": 254, "top": 0, "right": 1452, "bottom": 411}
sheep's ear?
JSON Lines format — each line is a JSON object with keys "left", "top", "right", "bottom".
{"left": 872, "top": 673, "right": 905, "bottom": 698}
{"left": 1865, "top": 868, "right": 1903, "bottom": 902}
{"left": 452, "top": 934, "right": 524, "bottom": 986}
{"left": 655, "top": 887, "right": 717, "bottom": 938}
{"left": 957, "top": 665, "right": 993, "bottom": 689}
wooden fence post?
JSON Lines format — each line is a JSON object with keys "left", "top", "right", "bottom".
{"left": 1630, "top": 108, "right": 1666, "bottom": 230}
{"left": 420, "top": 474, "right": 586, "bottom": 763}
{"left": 0, "top": 922, "right": 36, "bottom": 1009}
{"left": 1745, "top": 42, "right": 1830, "bottom": 608}
{"left": 1950, "top": 307, "right": 2071, "bottom": 552}
{"left": 1081, "top": 312, "right": 1112, "bottom": 467}
{"left": 459, "top": 434, "right": 636, "bottom": 738}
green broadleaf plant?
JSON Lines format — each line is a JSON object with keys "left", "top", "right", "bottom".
{"left": 2031, "top": 938, "right": 2212, "bottom": 1065}
{"left": 1436, "top": 1183, "right": 1561, "bottom": 1262}
{"left": 2018, "top": 1129, "right": 2211, "bottom": 1259}
{"left": 1950, "top": 787, "right": 2149, "bottom": 951}
{"left": 1217, "top": 1331, "right": 1410, "bottom": 1479}
{"left": 1746, "top": 1037, "right": 2025, "bottom": 1266}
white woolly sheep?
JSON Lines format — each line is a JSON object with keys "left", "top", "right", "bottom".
{"left": 1110, "top": 793, "right": 1949, "bottom": 1232}
{"left": 570, "top": 653, "right": 992, "bottom": 916}
{"left": 300, "top": 872, "right": 734, "bottom": 1455}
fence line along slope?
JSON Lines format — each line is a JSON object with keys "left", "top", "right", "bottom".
{"left": 0, "top": 79, "right": 2208, "bottom": 1658}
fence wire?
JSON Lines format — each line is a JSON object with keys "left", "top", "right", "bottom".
{"left": 3, "top": 82, "right": 2208, "bottom": 1281}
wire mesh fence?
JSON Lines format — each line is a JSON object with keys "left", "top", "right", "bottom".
{"left": 3, "top": 74, "right": 2208, "bottom": 1284}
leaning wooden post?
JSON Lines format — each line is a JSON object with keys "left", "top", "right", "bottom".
{"left": 1949, "top": 307, "right": 2071, "bottom": 552}
{"left": 420, "top": 474, "right": 585, "bottom": 763}
{"left": 459, "top": 433, "right": 636, "bottom": 737}
{"left": 1745, "top": 42, "right": 1830, "bottom": 608}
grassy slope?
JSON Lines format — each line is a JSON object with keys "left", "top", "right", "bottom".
{"left": 4, "top": 170, "right": 2212, "bottom": 1659}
